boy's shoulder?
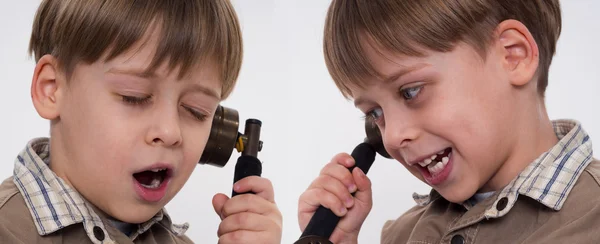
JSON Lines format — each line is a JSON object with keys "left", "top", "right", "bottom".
{"left": 583, "top": 158, "right": 600, "bottom": 186}
{"left": 381, "top": 159, "right": 600, "bottom": 243}
{"left": 0, "top": 176, "right": 62, "bottom": 243}
{"left": 0, "top": 175, "right": 195, "bottom": 244}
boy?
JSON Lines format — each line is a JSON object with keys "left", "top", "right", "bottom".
{"left": 298, "top": 0, "right": 598, "bottom": 243}
{"left": 0, "top": 1, "right": 282, "bottom": 243}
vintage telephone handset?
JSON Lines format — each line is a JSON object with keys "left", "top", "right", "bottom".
{"left": 294, "top": 118, "right": 392, "bottom": 244}
{"left": 197, "top": 105, "right": 263, "bottom": 196}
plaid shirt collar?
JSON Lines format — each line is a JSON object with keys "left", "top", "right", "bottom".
{"left": 12, "top": 137, "right": 189, "bottom": 244}
{"left": 413, "top": 119, "right": 594, "bottom": 218}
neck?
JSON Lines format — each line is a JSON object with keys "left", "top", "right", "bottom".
{"left": 481, "top": 96, "right": 558, "bottom": 192}
{"left": 48, "top": 124, "right": 74, "bottom": 188}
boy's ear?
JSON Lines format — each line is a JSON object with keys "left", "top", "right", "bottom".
{"left": 495, "top": 19, "right": 540, "bottom": 87}
{"left": 31, "top": 55, "right": 65, "bottom": 120}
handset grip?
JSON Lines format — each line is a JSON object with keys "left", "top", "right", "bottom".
{"left": 232, "top": 155, "right": 262, "bottom": 196}
{"left": 295, "top": 142, "right": 376, "bottom": 244}
{"left": 231, "top": 119, "right": 263, "bottom": 197}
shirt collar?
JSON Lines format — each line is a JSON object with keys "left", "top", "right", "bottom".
{"left": 413, "top": 119, "right": 594, "bottom": 217}
{"left": 12, "top": 137, "right": 189, "bottom": 243}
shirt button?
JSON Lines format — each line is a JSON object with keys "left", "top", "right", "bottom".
{"left": 93, "top": 226, "right": 105, "bottom": 241}
{"left": 451, "top": 234, "right": 465, "bottom": 244}
{"left": 496, "top": 197, "right": 509, "bottom": 211}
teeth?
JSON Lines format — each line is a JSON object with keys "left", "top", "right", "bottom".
{"left": 427, "top": 161, "right": 444, "bottom": 175}
{"left": 417, "top": 151, "right": 451, "bottom": 169}
{"left": 417, "top": 159, "right": 429, "bottom": 167}
{"left": 442, "top": 157, "right": 449, "bottom": 164}
{"left": 141, "top": 178, "right": 161, "bottom": 189}
{"left": 427, "top": 154, "right": 451, "bottom": 176}
{"left": 150, "top": 168, "right": 166, "bottom": 172}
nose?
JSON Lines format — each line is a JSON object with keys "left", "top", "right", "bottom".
{"left": 381, "top": 111, "right": 420, "bottom": 151}
{"left": 145, "top": 103, "right": 183, "bottom": 147}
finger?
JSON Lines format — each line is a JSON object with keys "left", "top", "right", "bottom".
{"left": 351, "top": 167, "right": 373, "bottom": 207}
{"left": 298, "top": 188, "right": 348, "bottom": 218}
{"left": 330, "top": 152, "right": 356, "bottom": 168}
{"left": 213, "top": 193, "right": 230, "bottom": 220}
{"left": 218, "top": 230, "right": 271, "bottom": 244}
{"left": 319, "top": 162, "right": 357, "bottom": 193}
{"left": 309, "top": 174, "right": 354, "bottom": 208}
{"left": 233, "top": 176, "right": 275, "bottom": 202}
{"left": 217, "top": 212, "right": 279, "bottom": 237}
{"left": 221, "top": 194, "right": 280, "bottom": 221}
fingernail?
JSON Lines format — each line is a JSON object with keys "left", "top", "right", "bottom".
{"left": 358, "top": 168, "right": 366, "bottom": 178}
{"left": 234, "top": 184, "right": 240, "bottom": 191}
{"left": 346, "top": 158, "right": 354, "bottom": 165}
{"left": 348, "top": 184, "right": 357, "bottom": 193}
{"left": 345, "top": 197, "right": 354, "bottom": 207}
{"left": 340, "top": 207, "right": 347, "bottom": 215}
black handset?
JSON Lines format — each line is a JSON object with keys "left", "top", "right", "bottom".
{"left": 231, "top": 119, "right": 263, "bottom": 196}
{"left": 295, "top": 119, "right": 391, "bottom": 244}
{"left": 197, "top": 105, "right": 264, "bottom": 197}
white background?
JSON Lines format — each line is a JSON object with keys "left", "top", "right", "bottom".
{"left": 1, "top": 1, "right": 598, "bottom": 243}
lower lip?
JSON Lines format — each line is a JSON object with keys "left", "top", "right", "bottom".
{"left": 133, "top": 177, "right": 170, "bottom": 203}
{"left": 419, "top": 152, "right": 454, "bottom": 185}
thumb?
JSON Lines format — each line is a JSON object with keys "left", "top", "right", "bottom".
{"left": 352, "top": 167, "right": 372, "bottom": 207}
{"left": 212, "top": 193, "right": 229, "bottom": 220}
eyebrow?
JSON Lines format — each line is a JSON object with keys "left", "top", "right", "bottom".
{"left": 353, "top": 63, "right": 429, "bottom": 107}
{"left": 187, "top": 83, "right": 221, "bottom": 100}
{"left": 107, "top": 67, "right": 157, "bottom": 79}
{"left": 106, "top": 68, "right": 221, "bottom": 100}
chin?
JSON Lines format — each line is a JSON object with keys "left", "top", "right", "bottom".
{"left": 441, "top": 193, "right": 471, "bottom": 204}
{"left": 436, "top": 185, "right": 476, "bottom": 204}
{"left": 109, "top": 205, "right": 163, "bottom": 224}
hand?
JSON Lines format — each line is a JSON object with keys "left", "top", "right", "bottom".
{"left": 213, "top": 176, "right": 282, "bottom": 244}
{"left": 298, "top": 153, "right": 373, "bottom": 244}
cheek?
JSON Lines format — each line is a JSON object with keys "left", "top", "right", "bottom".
{"left": 424, "top": 81, "right": 503, "bottom": 162}
{"left": 180, "top": 123, "right": 212, "bottom": 168}
{"left": 64, "top": 92, "right": 138, "bottom": 170}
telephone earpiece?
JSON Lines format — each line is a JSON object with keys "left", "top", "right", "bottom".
{"left": 364, "top": 117, "right": 392, "bottom": 159}
{"left": 294, "top": 118, "right": 390, "bottom": 244}
{"left": 198, "top": 105, "right": 241, "bottom": 167}
{"left": 197, "top": 105, "right": 264, "bottom": 197}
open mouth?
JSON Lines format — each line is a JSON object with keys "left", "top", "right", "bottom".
{"left": 133, "top": 168, "right": 171, "bottom": 189}
{"left": 416, "top": 147, "right": 452, "bottom": 177}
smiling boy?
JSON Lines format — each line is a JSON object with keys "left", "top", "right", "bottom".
{"left": 298, "top": 0, "right": 598, "bottom": 243}
{"left": 0, "top": 1, "right": 282, "bottom": 243}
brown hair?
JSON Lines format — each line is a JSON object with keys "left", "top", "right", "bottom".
{"left": 324, "top": 0, "right": 562, "bottom": 98}
{"left": 29, "top": 0, "right": 243, "bottom": 99}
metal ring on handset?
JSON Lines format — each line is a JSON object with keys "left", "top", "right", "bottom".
{"left": 198, "top": 105, "right": 240, "bottom": 167}
{"left": 198, "top": 105, "right": 264, "bottom": 168}
{"left": 364, "top": 117, "right": 392, "bottom": 159}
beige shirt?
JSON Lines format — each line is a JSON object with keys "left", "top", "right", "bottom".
{"left": 381, "top": 120, "right": 599, "bottom": 244}
{"left": 0, "top": 138, "right": 193, "bottom": 243}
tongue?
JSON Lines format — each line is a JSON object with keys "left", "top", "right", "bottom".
{"left": 134, "top": 171, "right": 157, "bottom": 185}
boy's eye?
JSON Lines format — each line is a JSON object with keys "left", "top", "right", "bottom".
{"left": 183, "top": 106, "right": 208, "bottom": 121}
{"left": 400, "top": 86, "right": 422, "bottom": 100}
{"left": 365, "top": 107, "right": 384, "bottom": 123}
{"left": 122, "top": 95, "right": 152, "bottom": 105}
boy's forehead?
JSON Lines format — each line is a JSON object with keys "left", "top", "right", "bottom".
{"left": 100, "top": 29, "right": 221, "bottom": 85}
{"left": 358, "top": 34, "right": 431, "bottom": 77}
{"left": 358, "top": 39, "right": 432, "bottom": 82}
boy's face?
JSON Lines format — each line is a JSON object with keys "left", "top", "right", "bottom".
{"left": 352, "top": 42, "right": 522, "bottom": 203}
{"left": 49, "top": 34, "right": 221, "bottom": 223}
